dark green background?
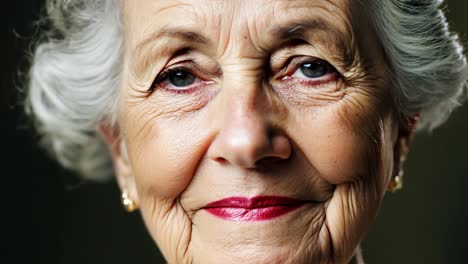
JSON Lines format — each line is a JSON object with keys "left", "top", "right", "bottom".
{"left": 6, "top": 1, "right": 467, "bottom": 263}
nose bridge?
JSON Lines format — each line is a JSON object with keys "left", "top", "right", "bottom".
{"left": 208, "top": 67, "right": 291, "bottom": 169}
{"left": 216, "top": 79, "right": 271, "bottom": 167}
{"left": 221, "top": 72, "right": 269, "bottom": 138}
{"left": 221, "top": 57, "right": 274, "bottom": 119}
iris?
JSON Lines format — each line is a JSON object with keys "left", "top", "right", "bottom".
{"left": 299, "top": 62, "right": 329, "bottom": 78}
{"left": 168, "top": 70, "right": 196, "bottom": 87}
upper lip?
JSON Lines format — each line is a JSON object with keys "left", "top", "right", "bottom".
{"left": 204, "top": 196, "right": 307, "bottom": 209}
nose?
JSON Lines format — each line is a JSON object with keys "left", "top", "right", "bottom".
{"left": 208, "top": 86, "right": 292, "bottom": 169}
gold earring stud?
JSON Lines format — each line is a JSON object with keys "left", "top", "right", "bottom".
{"left": 121, "top": 192, "right": 138, "bottom": 212}
{"left": 387, "top": 170, "right": 404, "bottom": 193}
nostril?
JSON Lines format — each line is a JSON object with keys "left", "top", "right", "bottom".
{"left": 255, "top": 156, "right": 287, "bottom": 168}
{"left": 214, "top": 157, "right": 228, "bottom": 164}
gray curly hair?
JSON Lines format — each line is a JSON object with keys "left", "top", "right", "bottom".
{"left": 25, "top": 0, "right": 468, "bottom": 180}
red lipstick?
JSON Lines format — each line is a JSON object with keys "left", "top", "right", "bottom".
{"left": 203, "top": 196, "right": 306, "bottom": 221}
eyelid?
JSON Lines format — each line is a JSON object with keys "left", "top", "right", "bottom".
{"left": 154, "top": 66, "right": 193, "bottom": 84}
{"left": 270, "top": 43, "right": 346, "bottom": 75}
{"left": 276, "top": 56, "right": 336, "bottom": 79}
{"left": 150, "top": 61, "right": 205, "bottom": 91}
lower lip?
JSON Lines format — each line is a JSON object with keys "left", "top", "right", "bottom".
{"left": 204, "top": 197, "right": 306, "bottom": 221}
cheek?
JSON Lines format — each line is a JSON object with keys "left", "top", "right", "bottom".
{"left": 292, "top": 102, "right": 383, "bottom": 185}
{"left": 124, "top": 110, "right": 208, "bottom": 201}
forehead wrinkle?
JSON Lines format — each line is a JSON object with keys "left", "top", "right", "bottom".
{"left": 126, "top": 1, "right": 207, "bottom": 63}
{"left": 128, "top": 0, "right": 361, "bottom": 75}
{"left": 214, "top": 2, "right": 263, "bottom": 61}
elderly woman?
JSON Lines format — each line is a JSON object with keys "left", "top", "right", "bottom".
{"left": 26, "top": 0, "right": 467, "bottom": 263}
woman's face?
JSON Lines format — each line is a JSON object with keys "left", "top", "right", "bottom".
{"left": 107, "top": 0, "right": 403, "bottom": 262}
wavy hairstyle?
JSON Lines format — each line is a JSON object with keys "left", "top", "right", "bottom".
{"left": 25, "top": 0, "right": 468, "bottom": 180}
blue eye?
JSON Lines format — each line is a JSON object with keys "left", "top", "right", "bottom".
{"left": 293, "top": 61, "right": 333, "bottom": 79}
{"left": 151, "top": 66, "right": 212, "bottom": 94}
{"left": 166, "top": 69, "right": 196, "bottom": 87}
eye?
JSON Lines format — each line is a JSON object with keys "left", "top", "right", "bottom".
{"left": 151, "top": 66, "right": 211, "bottom": 93}
{"left": 159, "top": 68, "right": 197, "bottom": 88}
{"left": 167, "top": 69, "right": 196, "bottom": 87}
{"left": 292, "top": 60, "right": 334, "bottom": 79}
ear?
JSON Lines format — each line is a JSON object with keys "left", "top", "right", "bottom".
{"left": 393, "top": 114, "right": 420, "bottom": 177}
{"left": 98, "top": 122, "right": 139, "bottom": 205}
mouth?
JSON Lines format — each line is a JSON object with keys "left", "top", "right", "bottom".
{"left": 203, "top": 196, "right": 308, "bottom": 221}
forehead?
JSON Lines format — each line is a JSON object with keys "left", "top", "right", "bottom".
{"left": 123, "top": 0, "right": 359, "bottom": 54}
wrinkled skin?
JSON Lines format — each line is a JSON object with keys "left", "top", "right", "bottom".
{"left": 100, "top": 0, "right": 413, "bottom": 263}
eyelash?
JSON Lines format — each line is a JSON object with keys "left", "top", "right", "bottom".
{"left": 150, "top": 57, "right": 338, "bottom": 93}
{"left": 151, "top": 66, "right": 210, "bottom": 94}
{"left": 279, "top": 57, "right": 338, "bottom": 85}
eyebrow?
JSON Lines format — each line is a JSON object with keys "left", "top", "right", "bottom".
{"left": 136, "top": 26, "right": 211, "bottom": 50}
{"left": 271, "top": 18, "right": 346, "bottom": 48}
{"left": 270, "top": 19, "right": 352, "bottom": 67}
{"left": 136, "top": 18, "right": 344, "bottom": 51}
{"left": 132, "top": 26, "right": 213, "bottom": 74}
{"left": 272, "top": 19, "right": 345, "bottom": 43}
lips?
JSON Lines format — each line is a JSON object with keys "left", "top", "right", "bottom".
{"left": 203, "top": 196, "right": 307, "bottom": 221}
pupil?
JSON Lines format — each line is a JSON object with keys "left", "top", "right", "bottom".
{"left": 169, "top": 70, "right": 195, "bottom": 87}
{"left": 300, "top": 63, "right": 327, "bottom": 78}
